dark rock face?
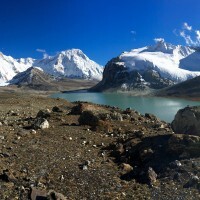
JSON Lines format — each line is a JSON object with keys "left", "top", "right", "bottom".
{"left": 172, "top": 106, "right": 200, "bottom": 136}
{"left": 91, "top": 57, "right": 174, "bottom": 92}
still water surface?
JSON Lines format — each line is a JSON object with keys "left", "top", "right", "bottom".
{"left": 52, "top": 91, "right": 200, "bottom": 122}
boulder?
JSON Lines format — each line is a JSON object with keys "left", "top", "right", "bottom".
{"left": 30, "top": 188, "right": 67, "bottom": 200}
{"left": 167, "top": 134, "right": 200, "bottom": 157}
{"left": 76, "top": 104, "right": 125, "bottom": 132}
{"left": 52, "top": 106, "right": 63, "bottom": 113}
{"left": 36, "top": 109, "right": 51, "bottom": 119}
{"left": 30, "top": 187, "right": 47, "bottom": 200}
{"left": 172, "top": 106, "right": 200, "bottom": 136}
{"left": 78, "top": 111, "right": 99, "bottom": 127}
{"left": 34, "top": 118, "right": 49, "bottom": 129}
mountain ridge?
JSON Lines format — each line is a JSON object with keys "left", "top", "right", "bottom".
{"left": 0, "top": 49, "right": 103, "bottom": 85}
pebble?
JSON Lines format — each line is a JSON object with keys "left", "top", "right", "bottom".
{"left": 82, "top": 165, "right": 88, "bottom": 170}
{"left": 60, "top": 175, "right": 64, "bottom": 181}
{"left": 0, "top": 135, "right": 5, "bottom": 140}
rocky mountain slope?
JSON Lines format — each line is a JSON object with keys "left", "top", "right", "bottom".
{"left": 0, "top": 49, "right": 103, "bottom": 86}
{"left": 9, "top": 67, "right": 58, "bottom": 91}
{"left": 92, "top": 39, "right": 200, "bottom": 92}
{"left": 156, "top": 75, "right": 200, "bottom": 98}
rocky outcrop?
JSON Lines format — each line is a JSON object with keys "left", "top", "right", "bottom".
{"left": 91, "top": 57, "right": 174, "bottom": 92}
{"left": 172, "top": 106, "right": 200, "bottom": 136}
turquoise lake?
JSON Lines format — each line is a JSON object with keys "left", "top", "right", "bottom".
{"left": 51, "top": 91, "right": 200, "bottom": 122}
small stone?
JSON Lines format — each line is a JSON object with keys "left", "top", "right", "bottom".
{"left": 147, "top": 167, "right": 157, "bottom": 184}
{"left": 147, "top": 148, "right": 154, "bottom": 154}
{"left": 120, "top": 163, "right": 133, "bottom": 173}
{"left": 160, "top": 124, "right": 165, "bottom": 129}
{"left": 60, "top": 175, "right": 64, "bottom": 181}
{"left": 3, "top": 120, "right": 8, "bottom": 125}
{"left": 69, "top": 137, "right": 72, "bottom": 141}
{"left": 82, "top": 165, "right": 88, "bottom": 170}
{"left": 21, "top": 186, "right": 25, "bottom": 192}
{"left": 31, "top": 129, "right": 37, "bottom": 134}
{"left": 84, "top": 160, "right": 91, "bottom": 166}
{"left": 122, "top": 192, "right": 126, "bottom": 197}
{"left": 175, "top": 160, "right": 182, "bottom": 167}
{"left": 170, "top": 160, "right": 182, "bottom": 168}
{"left": 0, "top": 135, "right": 5, "bottom": 140}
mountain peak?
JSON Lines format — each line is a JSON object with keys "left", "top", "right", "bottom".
{"left": 34, "top": 48, "right": 103, "bottom": 80}
{"left": 60, "top": 49, "right": 84, "bottom": 55}
{"left": 59, "top": 49, "right": 89, "bottom": 61}
{"left": 148, "top": 38, "right": 175, "bottom": 53}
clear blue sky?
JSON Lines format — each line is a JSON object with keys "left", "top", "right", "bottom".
{"left": 0, "top": 0, "right": 200, "bottom": 65}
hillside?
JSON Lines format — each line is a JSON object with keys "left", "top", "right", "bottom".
{"left": 156, "top": 75, "right": 200, "bottom": 98}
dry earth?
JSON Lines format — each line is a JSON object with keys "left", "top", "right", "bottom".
{"left": 0, "top": 88, "right": 199, "bottom": 199}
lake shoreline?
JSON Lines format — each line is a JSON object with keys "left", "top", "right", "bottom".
{"left": 51, "top": 90, "right": 200, "bottom": 123}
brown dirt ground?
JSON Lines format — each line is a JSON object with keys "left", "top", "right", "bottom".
{"left": 0, "top": 89, "right": 199, "bottom": 200}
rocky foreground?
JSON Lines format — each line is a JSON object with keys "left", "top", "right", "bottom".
{"left": 0, "top": 92, "right": 200, "bottom": 199}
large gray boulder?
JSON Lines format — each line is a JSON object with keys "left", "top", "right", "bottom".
{"left": 172, "top": 106, "right": 200, "bottom": 136}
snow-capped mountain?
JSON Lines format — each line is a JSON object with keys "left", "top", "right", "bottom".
{"left": 34, "top": 49, "right": 103, "bottom": 81}
{"left": 0, "top": 52, "right": 34, "bottom": 85}
{"left": 0, "top": 49, "right": 103, "bottom": 85}
{"left": 120, "top": 39, "right": 200, "bottom": 82}
{"left": 92, "top": 39, "right": 200, "bottom": 92}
